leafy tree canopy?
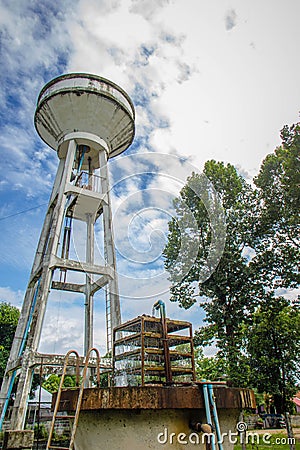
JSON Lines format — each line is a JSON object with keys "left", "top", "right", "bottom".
{"left": 42, "top": 374, "right": 78, "bottom": 394}
{"left": 254, "top": 123, "right": 300, "bottom": 289}
{"left": 164, "top": 160, "right": 260, "bottom": 384}
{"left": 0, "top": 302, "right": 20, "bottom": 387}
{"left": 164, "top": 123, "right": 299, "bottom": 393}
{"left": 194, "top": 347, "right": 227, "bottom": 381}
{"left": 247, "top": 296, "right": 300, "bottom": 413}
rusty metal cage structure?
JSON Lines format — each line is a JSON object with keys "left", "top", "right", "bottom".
{"left": 113, "top": 315, "right": 196, "bottom": 386}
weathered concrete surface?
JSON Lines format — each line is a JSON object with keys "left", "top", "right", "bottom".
{"left": 2, "top": 430, "right": 34, "bottom": 450}
{"left": 291, "top": 415, "right": 300, "bottom": 427}
{"left": 56, "top": 385, "right": 256, "bottom": 411}
{"left": 55, "top": 386, "right": 256, "bottom": 450}
{"left": 74, "top": 408, "right": 239, "bottom": 450}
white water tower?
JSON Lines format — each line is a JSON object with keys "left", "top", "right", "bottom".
{"left": 0, "top": 73, "right": 135, "bottom": 430}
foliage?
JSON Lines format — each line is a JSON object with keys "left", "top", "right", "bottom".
{"left": 247, "top": 296, "right": 300, "bottom": 413}
{"left": 42, "top": 374, "right": 78, "bottom": 394}
{"left": 194, "top": 347, "right": 227, "bottom": 381}
{"left": 0, "top": 302, "right": 20, "bottom": 387}
{"left": 253, "top": 123, "right": 300, "bottom": 290}
{"left": 34, "top": 422, "right": 48, "bottom": 440}
{"left": 164, "top": 160, "right": 260, "bottom": 385}
{"left": 100, "top": 372, "right": 109, "bottom": 387}
{"left": 0, "top": 302, "right": 41, "bottom": 399}
{"left": 164, "top": 123, "right": 299, "bottom": 398}
{"left": 256, "top": 123, "right": 300, "bottom": 224}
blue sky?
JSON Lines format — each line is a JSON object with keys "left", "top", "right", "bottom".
{"left": 0, "top": 0, "right": 299, "bottom": 356}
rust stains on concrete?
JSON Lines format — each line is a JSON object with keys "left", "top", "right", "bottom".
{"left": 55, "top": 385, "right": 256, "bottom": 412}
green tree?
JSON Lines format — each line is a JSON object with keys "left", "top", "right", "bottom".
{"left": 254, "top": 123, "right": 300, "bottom": 290}
{"left": 42, "top": 374, "right": 78, "bottom": 394}
{"left": 194, "top": 347, "right": 228, "bottom": 381}
{"left": 164, "top": 160, "right": 260, "bottom": 386}
{"left": 247, "top": 296, "right": 300, "bottom": 414}
{"left": 0, "top": 301, "right": 41, "bottom": 399}
{"left": 0, "top": 302, "right": 20, "bottom": 387}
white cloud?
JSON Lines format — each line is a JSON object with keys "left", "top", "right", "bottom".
{"left": 225, "top": 9, "right": 237, "bottom": 31}
{"left": 0, "top": 0, "right": 299, "bottom": 358}
{"left": 129, "top": 0, "right": 171, "bottom": 21}
{"left": 37, "top": 288, "right": 112, "bottom": 356}
{"left": 0, "top": 286, "right": 24, "bottom": 308}
{"left": 275, "top": 287, "right": 300, "bottom": 303}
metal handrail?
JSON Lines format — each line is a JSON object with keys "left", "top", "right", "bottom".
{"left": 46, "top": 349, "right": 80, "bottom": 450}
{"left": 69, "top": 348, "right": 101, "bottom": 449}
{"left": 74, "top": 170, "right": 102, "bottom": 193}
{"left": 46, "top": 348, "right": 101, "bottom": 450}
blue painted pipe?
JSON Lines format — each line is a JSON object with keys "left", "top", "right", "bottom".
{"left": 208, "top": 383, "right": 223, "bottom": 450}
{"left": 19, "top": 278, "right": 41, "bottom": 356}
{"left": 0, "top": 371, "right": 16, "bottom": 430}
{"left": 202, "top": 380, "right": 216, "bottom": 450}
{"left": 78, "top": 145, "right": 88, "bottom": 172}
{"left": 152, "top": 299, "right": 166, "bottom": 318}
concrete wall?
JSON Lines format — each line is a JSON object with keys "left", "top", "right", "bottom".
{"left": 291, "top": 415, "right": 300, "bottom": 427}
{"left": 75, "top": 408, "right": 240, "bottom": 450}
{"left": 246, "top": 414, "right": 300, "bottom": 429}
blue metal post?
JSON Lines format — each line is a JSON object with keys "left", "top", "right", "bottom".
{"left": 152, "top": 299, "right": 166, "bottom": 318}
{"left": 208, "top": 383, "right": 223, "bottom": 450}
{"left": 0, "top": 372, "right": 16, "bottom": 429}
{"left": 202, "top": 380, "right": 216, "bottom": 450}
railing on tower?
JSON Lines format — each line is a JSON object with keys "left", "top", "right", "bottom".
{"left": 74, "top": 171, "right": 102, "bottom": 193}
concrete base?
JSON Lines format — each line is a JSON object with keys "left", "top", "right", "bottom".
{"left": 2, "top": 430, "right": 34, "bottom": 450}
{"left": 75, "top": 408, "right": 239, "bottom": 450}
{"left": 55, "top": 385, "right": 256, "bottom": 450}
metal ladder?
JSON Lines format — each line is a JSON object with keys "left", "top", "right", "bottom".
{"left": 104, "top": 240, "right": 112, "bottom": 353}
{"left": 106, "top": 289, "right": 112, "bottom": 352}
{"left": 59, "top": 214, "right": 73, "bottom": 283}
{"left": 46, "top": 348, "right": 101, "bottom": 450}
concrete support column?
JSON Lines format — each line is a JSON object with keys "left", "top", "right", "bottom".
{"left": 0, "top": 159, "right": 67, "bottom": 424}
{"left": 99, "top": 149, "right": 121, "bottom": 350}
{"left": 2, "top": 72, "right": 135, "bottom": 432}
{"left": 9, "top": 140, "right": 77, "bottom": 430}
{"left": 0, "top": 158, "right": 65, "bottom": 403}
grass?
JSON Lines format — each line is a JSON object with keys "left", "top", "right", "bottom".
{"left": 234, "top": 432, "right": 300, "bottom": 450}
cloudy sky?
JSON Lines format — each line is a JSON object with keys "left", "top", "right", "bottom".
{"left": 0, "top": 0, "right": 299, "bottom": 356}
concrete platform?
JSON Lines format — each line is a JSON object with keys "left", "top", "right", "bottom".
{"left": 55, "top": 385, "right": 256, "bottom": 450}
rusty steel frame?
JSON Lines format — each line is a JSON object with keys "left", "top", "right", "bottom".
{"left": 113, "top": 315, "right": 196, "bottom": 386}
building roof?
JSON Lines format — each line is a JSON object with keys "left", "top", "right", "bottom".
{"left": 293, "top": 397, "right": 300, "bottom": 407}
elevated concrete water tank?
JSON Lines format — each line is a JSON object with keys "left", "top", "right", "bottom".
{"left": 34, "top": 73, "right": 135, "bottom": 168}
{"left": 0, "top": 73, "right": 135, "bottom": 432}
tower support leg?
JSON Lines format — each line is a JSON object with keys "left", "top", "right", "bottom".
{"left": 1, "top": 141, "right": 76, "bottom": 430}
{"left": 99, "top": 149, "right": 121, "bottom": 351}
